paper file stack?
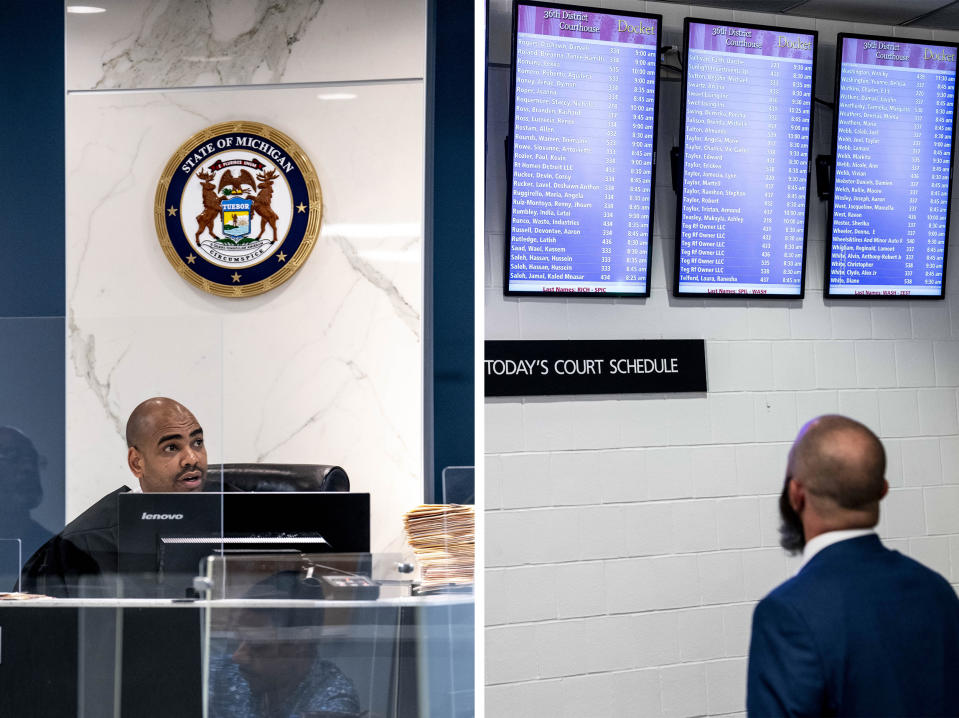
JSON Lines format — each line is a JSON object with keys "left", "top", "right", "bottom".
{"left": 403, "top": 504, "right": 474, "bottom": 592}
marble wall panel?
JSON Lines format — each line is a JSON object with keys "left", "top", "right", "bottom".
{"left": 65, "top": 315, "right": 226, "bottom": 518}
{"left": 67, "top": 0, "right": 426, "bottom": 91}
{"left": 67, "top": 83, "right": 424, "bottom": 550}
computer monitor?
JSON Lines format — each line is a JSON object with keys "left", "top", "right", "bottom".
{"left": 117, "top": 492, "right": 370, "bottom": 598}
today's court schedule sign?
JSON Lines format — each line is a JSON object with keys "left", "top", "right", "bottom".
{"left": 485, "top": 339, "right": 707, "bottom": 396}
{"left": 506, "top": 2, "right": 661, "bottom": 297}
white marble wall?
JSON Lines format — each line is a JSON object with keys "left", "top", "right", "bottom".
{"left": 67, "top": 0, "right": 426, "bottom": 90}
{"left": 66, "top": 0, "right": 426, "bottom": 551}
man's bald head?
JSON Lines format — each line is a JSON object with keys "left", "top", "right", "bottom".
{"left": 779, "top": 415, "right": 888, "bottom": 553}
{"left": 126, "top": 398, "right": 207, "bottom": 492}
{"left": 126, "top": 397, "right": 192, "bottom": 449}
{"left": 789, "top": 415, "right": 886, "bottom": 512}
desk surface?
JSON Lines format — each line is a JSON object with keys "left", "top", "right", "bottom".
{"left": 0, "top": 593, "right": 474, "bottom": 608}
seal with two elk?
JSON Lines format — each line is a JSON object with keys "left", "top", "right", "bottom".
{"left": 194, "top": 167, "right": 280, "bottom": 243}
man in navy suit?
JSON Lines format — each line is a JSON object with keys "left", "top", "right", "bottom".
{"left": 747, "top": 415, "right": 959, "bottom": 717}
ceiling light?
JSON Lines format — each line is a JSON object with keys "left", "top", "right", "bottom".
{"left": 67, "top": 5, "right": 106, "bottom": 13}
{"left": 316, "top": 93, "right": 357, "bottom": 101}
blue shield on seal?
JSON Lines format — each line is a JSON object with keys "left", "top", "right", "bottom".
{"left": 221, "top": 197, "right": 253, "bottom": 239}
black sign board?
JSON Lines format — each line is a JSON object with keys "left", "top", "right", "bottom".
{"left": 485, "top": 339, "right": 707, "bottom": 397}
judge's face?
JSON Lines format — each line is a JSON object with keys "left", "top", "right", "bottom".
{"left": 127, "top": 405, "right": 207, "bottom": 492}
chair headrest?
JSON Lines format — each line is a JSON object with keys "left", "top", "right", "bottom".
{"left": 202, "top": 463, "right": 350, "bottom": 493}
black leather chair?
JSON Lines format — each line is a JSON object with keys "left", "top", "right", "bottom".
{"left": 202, "top": 463, "right": 350, "bottom": 493}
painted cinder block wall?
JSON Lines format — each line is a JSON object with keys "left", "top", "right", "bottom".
{"left": 484, "top": 2, "right": 959, "bottom": 716}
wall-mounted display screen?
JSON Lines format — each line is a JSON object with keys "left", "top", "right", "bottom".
{"left": 826, "top": 34, "right": 957, "bottom": 298}
{"left": 505, "top": 2, "right": 661, "bottom": 296}
{"left": 675, "top": 19, "right": 816, "bottom": 297}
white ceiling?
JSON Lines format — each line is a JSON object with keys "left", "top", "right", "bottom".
{"left": 656, "top": 0, "right": 959, "bottom": 29}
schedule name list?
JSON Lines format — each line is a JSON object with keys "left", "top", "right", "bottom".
{"left": 508, "top": 6, "right": 659, "bottom": 295}
{"left": 829, "top": 38, "right": 957, "bottom": 297}
{"left": 678, "top": 23, "right": 815, "bottom": 296}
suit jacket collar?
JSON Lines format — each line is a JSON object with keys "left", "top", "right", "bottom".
{"left": 800, "top": 528, "right": 876, "bottom": 570}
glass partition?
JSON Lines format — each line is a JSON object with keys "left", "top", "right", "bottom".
{"left": 201, "top": 553, "right": 473, "bottom": 718}
{"left": 200, "top": 553, "right": 412, "bottom": 601}
{"left": 440, "top": 466, "right": 475, "bottom": 505}
{"left": 0, "top": 318, "right": 63, "bottom": 597}
{"left": 0, "top": 554, "right": 472, "bottom": 717}
{"left": 0, "top": 539, "right": 22, "bottom": 594}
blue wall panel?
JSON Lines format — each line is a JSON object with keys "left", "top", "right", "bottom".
{"left": 1, "top": 0, "right": 65, "bottom": 317}
{"left": 427, "top": 0, "right": 476, "bottom": 501}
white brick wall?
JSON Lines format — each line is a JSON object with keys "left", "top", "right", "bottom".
{"left": 485, "top": 2, "right": 959, "bottom": 715}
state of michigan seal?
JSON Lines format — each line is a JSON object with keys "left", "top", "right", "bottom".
{"left": 154, "top": 121, "right": 322, "bottom": 296}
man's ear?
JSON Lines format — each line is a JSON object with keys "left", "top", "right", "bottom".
{"left": 127, "top": 446, "right": 144, "bottom": 479}
{"left": 880, "top": 478, "right": 889, "bottom": 500}
{"left": 788, "top": 477, "right": 805, "bottom": 514}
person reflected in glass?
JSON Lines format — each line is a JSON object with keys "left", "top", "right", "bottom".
{"left": 0, "top": 426, "right": 53, "bottom": 591}
{"left": 210, "top": 572, "right": 361, "bottom": 718}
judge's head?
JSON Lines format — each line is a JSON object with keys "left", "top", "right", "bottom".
{"left": 779, "top": 414, "right": 888, "bottom": 554}
{"left": 125, "top": 397, "right": 206, "bottom": 493}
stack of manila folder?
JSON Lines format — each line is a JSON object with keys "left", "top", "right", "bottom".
{"left": 403, "top": 504, "right": 475, "bottom": 592}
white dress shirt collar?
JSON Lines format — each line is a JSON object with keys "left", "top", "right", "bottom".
{"left": 800, "top": 528, "right": 875, "bottom": 571}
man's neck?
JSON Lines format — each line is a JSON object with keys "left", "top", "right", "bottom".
{"left": 801, "top": 508, "right": 878, "bottom": 545}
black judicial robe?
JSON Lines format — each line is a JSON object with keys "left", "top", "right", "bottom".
{"left": 20, "top": 486, "right": 131, "bottom": 598}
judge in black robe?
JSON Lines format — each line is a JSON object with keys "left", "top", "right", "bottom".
{"left": 19, "top": 397, "right": 206, "bottom": 597}
{"left": 20, "top": 487, "right": 131, "bottom": 597}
